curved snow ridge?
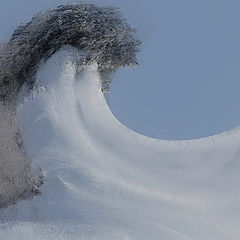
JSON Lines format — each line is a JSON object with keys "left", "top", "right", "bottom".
{"left": 0, "top": 48, "right": 238, "bottom": 240}
{"left": 0, "top": 3, "right": 239, "bottom": 240}
{"left": 0, "top": 3, "right": 140, "bottom": 208}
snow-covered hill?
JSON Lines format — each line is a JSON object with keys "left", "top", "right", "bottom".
{"left": 0, "top": 48, "right": 239, "bottom": 240}
{"left": 0, "top": 4, "right": 240, "bottom": 240}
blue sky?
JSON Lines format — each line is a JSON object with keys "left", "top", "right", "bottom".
{"left": 1, "top": 0, "right": 240, "bottom": 140}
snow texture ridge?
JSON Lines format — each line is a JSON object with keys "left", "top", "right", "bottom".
{"left": 0, "top": 3, "right": 140, "bottom": 208}
{"left": 0, "top": 3, "right": 240, "bottom": 240}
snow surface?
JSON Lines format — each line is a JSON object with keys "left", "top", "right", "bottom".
{"left": 1, "top": 48, "right": 240, "bottom": 239}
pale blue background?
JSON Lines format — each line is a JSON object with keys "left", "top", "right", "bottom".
{"left": 1, "top": 0, "right": 240, "bottom": 140}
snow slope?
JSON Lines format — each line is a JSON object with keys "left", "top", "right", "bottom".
{"left": 0, "top": 48, "right": 240, "bottom": 240}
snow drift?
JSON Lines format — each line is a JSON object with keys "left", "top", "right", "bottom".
{"left": 0, "top": 3, "right": 140, "bottom": 206}
{"left": 0, "top": 3, "right": 240, "bottom": 240}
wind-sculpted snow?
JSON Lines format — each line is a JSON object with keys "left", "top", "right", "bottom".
{"left": 0, "top": 4, "right": 240, "bottom": 240}
{"left": 0, "top": 4, "right": 139, "bottom": 207}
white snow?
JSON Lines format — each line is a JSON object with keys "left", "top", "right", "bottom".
{"left": 1, "top": 48, "right": 240, "bottom": 239}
